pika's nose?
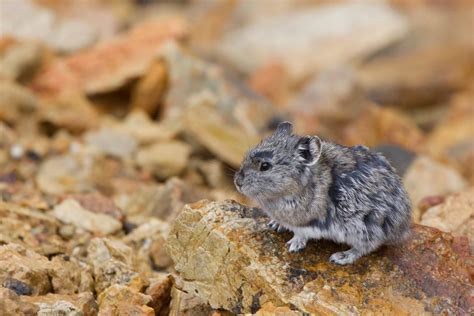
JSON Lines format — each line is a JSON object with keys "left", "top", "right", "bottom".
{"left": 234, "top": 170, "right": 245, "bottom": 188}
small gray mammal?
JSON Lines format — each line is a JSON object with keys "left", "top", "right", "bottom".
{"left": 234, "top": 122, "right": 411, "bottom": 265}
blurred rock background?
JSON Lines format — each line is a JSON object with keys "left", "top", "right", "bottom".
{"left": 0, "top": 0, "right": 472, "bottom": 315}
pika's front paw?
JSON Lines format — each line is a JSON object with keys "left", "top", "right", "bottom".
{"left": 286, "top": 236, "right": 308, "bottom": 253}
{"left": 268, "top": 220, "right": 287, "bottom": 233}
{"left": 329, "top": 250, "right": 359, "bottom": 265}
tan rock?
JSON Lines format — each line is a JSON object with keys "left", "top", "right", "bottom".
{"left": 131, "top": 59, "right": 168, "bottom": 115}
{"left": 67, "top": 192, "right": 124, "bottom": 222}
{"left": 403, "top": 156, "right": 468, "bottom": 221}
{"left": 145, "top": 274, "right": 173, "bottom": 315}
{"left": 123, "top": 219, "right": 170, "bottom": 271}
{"left": 87, "top": 238, "right": 147, "bottom": 294}
{"left": 49, "top": 256, "right": 94, "bottom": 295}
{"left": 0, "top": 243, "right": 52, "bottom": 295}
{"left": 85, "top": 128, "right": 138, "bottom": 159}
{"left": 0, "top": 40, "right": 43, "bottom": 81}
{"left": 53, "top": 199, "right": 122, "bottom": 235}
{"left": 23, "top": 292, "right": 98, "bottom": 316}
{"left": 183, "top": 93, "right": 259, "bottom": 168}
{"left": 30, "top": 18, "right": 187, "bottom": 95}
{"left": 217, "top": 2, "right": 408, "bottom": 81}
{"left": 426, "top": 91, "right": 474, "bottom": 184}
{"left": 254, "top": 302, "right": 303, "bottom": 316}
{"left": 38, "top": 93, "right": 99, "bottom": 132}
{"left": 135, "top": 141, "right": 191, "bottom": 180}
{"left": 421, "top": 187, "right": 474, "bottom": 247}
{"left": 0, "top": 81, "right": 38, "bottom": 123}
{"left": 167, "top": 200, "right": 473, "bottom": 314}
{"left": 98, "top": 284, "right": 153, "bottom": 316}
{"left": 0, "top": 288, "right": 39, "bottom": 316}
{"left": 122, "top": 110, "right": 181, "bottom": 145}
{"left": 342, "top": 105, "right": 425, "bottom": 152}
{"left": 169, "top": 287, "right": 215, "bottom": 316}
{"left": 0, "top": 201, "right": 65, "bottom": 256}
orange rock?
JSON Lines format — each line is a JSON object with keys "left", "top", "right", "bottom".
{"left": 30, "top": 18, "right": 187, "bottom": 96}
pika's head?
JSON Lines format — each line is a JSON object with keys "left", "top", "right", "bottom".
{"left": 234, "top": 122, "right": 322, "bottom": 202}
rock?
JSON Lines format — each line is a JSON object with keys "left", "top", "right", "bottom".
{"left": 49, "top": 255, "right": 94, "bottom": 295}
{"left": 0, "top": 0, "right": 98, "bottom": 53}
{"left": 30, "top": 18, "right": 187, "bottom": 95}
{"left": 357, "top": 45, "right": 474, "bottom": 108}
{"left": 0, "top": 243, "right": 52, "bottom": 295}
{"left": 145, "top": 274, "right": 173, "bottom": 315}
{"left": 135, "top": 141, "right": 191, "bottom": 180}
{"left": 122, "top": 110, "right": 181, "bottom": 145}
{"left": 123, "top": 219, "right": 171, "bottom": 270}
{"left": 86, "top": 128, "right": 138, "bottom": 159}
{"left": 167, "top": 200, "right": 473, "bottom": 314}
{"left": 169, "top": 287, "right": 215, "bottom": 316}
{"left": 183, "top": 93, "right": 259, "bottom": 168}
{"left": 342, "top": 105, "right": 425, "bottom": 152}
{"left": 253, "top": 302, "right": 303, "bottom": 316}
{"left": 421, "top": 187, "right": 474, "bottom": 248}
{"left": 36, "top": 153, "right": 113, "bottom": 195}
{"left": 0, "top": 288, "right": 39, "bottom": 315}
{"left": 23, "top": 292, "right": 98, "bottom": 316}
{"left": 53, "top": 198, "right": 122, "bottom": 235}
{"left": 426, "top": 91, "right": 474, "bottom": 184}
{"left": 248, "top": 62, "right": 291, "bottom": 108}
{"left": 2, "top": 277, "right": 33, "bottom": 296}
{"left": 0, "top": 81, "right": 38, "bottom": 124}
{"left": 403, "top": 156, "right": 468, "bottom": 221}
{"left": 98, "top": 284, "right": 154, "bottom": 316}
{"left": 131, "top": 59, "right": 168, "bottom": 115}
{"left": 122, "top": 178, "right": 207, "bottom": 223}
{"left": 217, "top": 2, "right": 408, "bottom": 81}
{"left": 67, "top": 192, "right": 124, "bottom": 222}
{"left": 87, "top": 238, "right": 148, "bottom": 294}
{"left": 0, "top": 201, "right": 65, "bottom": 256}
{"left": 38, "top": 93, "right": 100, "bottom": 133}
{"left": 0, "top": 40, "right": 43, "bottom": 81}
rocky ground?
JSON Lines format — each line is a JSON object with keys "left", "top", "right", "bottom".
{"left": 0, "top": 1, "right": 473, "bottom": 315}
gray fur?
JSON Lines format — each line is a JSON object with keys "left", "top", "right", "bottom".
{"left": 234, "top": 122, "right": 411, "bottom": 265}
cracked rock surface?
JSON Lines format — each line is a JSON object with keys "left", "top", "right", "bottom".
{"left": 167, "top": 200, "right": 473, "bottom": 315}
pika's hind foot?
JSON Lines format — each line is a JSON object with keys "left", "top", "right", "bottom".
{"left": 286, "top": 236, "right": 308, "bottom": 253}
{"left": 329, "top": 248, "right": 362, "bottom": 265}
{"left": 268, "top": 220, "right": 287, "bottom": 233}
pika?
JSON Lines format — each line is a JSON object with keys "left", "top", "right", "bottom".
{"left": 234, "top": 122, "right": 411, "bottom": 265}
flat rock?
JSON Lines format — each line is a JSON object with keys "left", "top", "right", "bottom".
{"left": 85, "top": 128, "right": 138, "bottom": 159}
{"left": 217, "top": 2, "right": 408, "bottom": 81}
{"left": 23, "top": 292, "right": 98, "bottom": 316}
{"left": 421, "top": 187, "right": 474, "bottom": 249}
{"left": 53, "top": 198, "right": 122, "bottom": 235}
{"left": 135, "top": 141, "right": 191, "bottom": 180}
{"left": 167, "top": 200, "right": 473, "bottom": 315}
{"left": 30, "top": 18, "right": 187, "bottom": 95}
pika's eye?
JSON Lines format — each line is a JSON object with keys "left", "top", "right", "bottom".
{"left": 259, "top": 162, "right": 271, "bottom": 172}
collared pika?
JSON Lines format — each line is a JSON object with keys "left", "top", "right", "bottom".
{"left": 234, "top": 122, "right": 411, "bottom": 265}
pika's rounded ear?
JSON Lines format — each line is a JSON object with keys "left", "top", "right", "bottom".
{"left": 274, "top": 121, "right": 293, "bottom": 137}
{"left": 296, "top": 136, "right": 322, "bottom": 165}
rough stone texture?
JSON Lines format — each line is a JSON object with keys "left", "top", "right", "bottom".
{"left": 49, "top": 255, "right": 94, "bottom": 295}
{"left": 87, "top": 238, "right": 148, "bottom": 294}
{"left": 53, "top": 198, "right": 122, "bottom": 235}
{"left": 167, "top": 200, "right": 474, "bottom": 315}
{"left": 23, "top": 292, "right": 98, "bottom": 316}
{"left": 145, "top": 274, "right": 173, "bottom": 315}
{"left": 98, "top": 284, "right": 154, "bottom": 316}
{"left": 85, "top": 128, "right": 138, "bottom": 159}
{"left": 0, "top": 288, "right": 39, "bottom": 316}
{"left": 30, "top": 18, "right": 187, "bottom": 95}
{"left": 421, "top": 187, "right": 474, "bottom": 249}
{"left": 0, "top": 243, "right": 53, "bottom": 295}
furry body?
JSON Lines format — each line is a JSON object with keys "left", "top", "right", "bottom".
{"left": 234, "top": 122, "right": 411, "bottom": 264}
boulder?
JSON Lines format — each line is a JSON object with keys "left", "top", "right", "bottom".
{"left": 167, "top": 200, "right": 473, "bottom": 315}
